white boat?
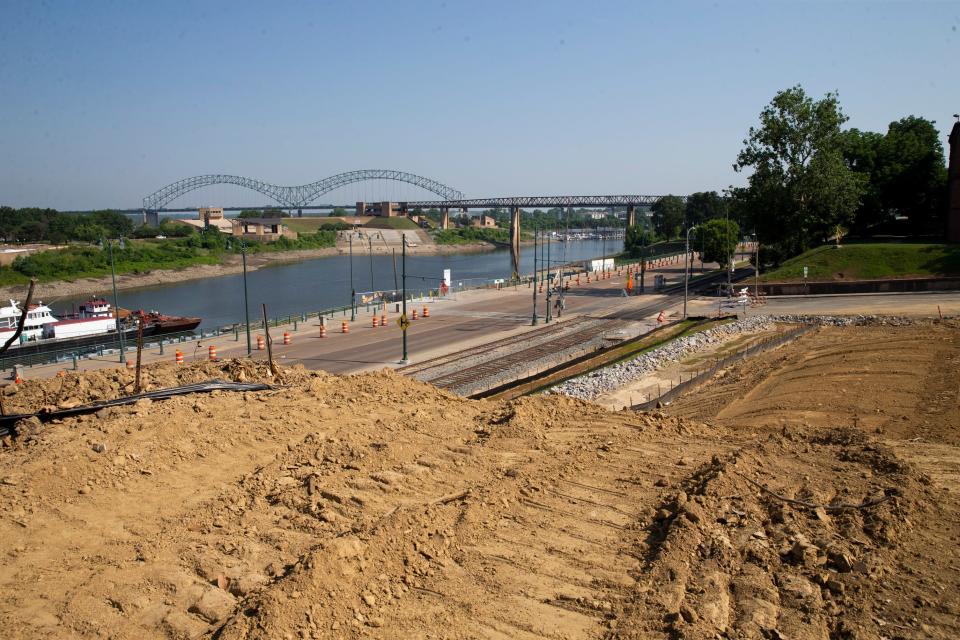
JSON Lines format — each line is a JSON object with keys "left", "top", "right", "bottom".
{"left": 0, "top": 299, "right": 117, "bottom": 346}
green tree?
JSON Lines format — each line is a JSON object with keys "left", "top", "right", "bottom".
{"left": 695, "top": 218, "right": 740, "bottom": 266}
{"left": 877, "top": 116, "right": 947, "bottom": 233}
{"left": 839, "top": 128, "right": 886, "bottom": 232}
{"left": 684, "top": 191, "right": 728, "bottom": 225}
{"left": 623, "top": 224, "right": 650, "bottom": 258}
{"left": 651, "top": 195, "right": 685, "bottom": 239}
{"left": 330, "top": 207, "right": 349, "bottom": 217}
{"left": 734, "top": 85, "right": 865, "bottom": 256}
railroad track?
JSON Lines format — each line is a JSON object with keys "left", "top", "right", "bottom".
{"left": 423, "top": 317, "right": 623, "bottom": 392}
{"left": 403, "top": 267, "right": 755, "bottom": 393}
{"left": 397, "top": 316, "right": 595, "bottom": 378}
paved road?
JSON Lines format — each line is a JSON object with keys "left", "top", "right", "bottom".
{"left": 13, "top": 260, "right": 959, "bottom": 383}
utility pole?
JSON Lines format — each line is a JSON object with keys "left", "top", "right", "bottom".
{"left": 368, "top": 235, "right": 375, "bottom": 293}
{"left": 107, "top": 238, "right": 126, "bottom": 363}
{"left": 401, "top": 234, "right": 408, "bottom": 364}
{"left": 725, "top": 207, "right": 732, "bottom": 291}
{"left": 242, "top": 242, "right": 252, "bottom": 355}
{"left": 349, "top": 234, "right": 355, "bottom": 321}
{"left": 545, "top": 226, "right": 552, "bottom": 323}
{"left": 684, "top": 225, "right": 697, "bottom": 319}
{"left": 640, "top": 225, "right": 646, "bottom": 294}
{"left": 754, "top": 231, "right": 760, "bottom": 299}
{"left": 531, "top": 226, "right": 538, "bottom": 326}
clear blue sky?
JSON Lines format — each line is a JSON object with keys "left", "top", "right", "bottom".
{"left": 1, "top": 0, "right": 957, "bottom": 209}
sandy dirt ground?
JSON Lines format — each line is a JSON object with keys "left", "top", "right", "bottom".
{"left": 0, "top": 240, "right": 495, "bottom": 301}
{"left": 0, "top": 320, "right": 957, "bottom": 639}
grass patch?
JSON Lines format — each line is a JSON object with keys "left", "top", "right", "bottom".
{"left": 283, "top": 217, "right": 336, "bottom": 233}
{"left": 762, "top": 243, "right": 960, "bottom": 281}
{"left": 364, "top": 217, "right": 420, "bottom": 231}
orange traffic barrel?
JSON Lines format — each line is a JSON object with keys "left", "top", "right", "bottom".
{"left": 126, "top": 360, "right": 134, "bottom": 370}
{"left": 14, "top": 372, "right": 22, "bottom": 385}
{"left": 282, "top": 331, "right": 291, "bottom": 345}
{"left": 422, "top": 306, "right": 429, "bottom": 318}
{"left": 256, "top": 335, "right": 265, "bottom": 350}
{"left": 208, "top": 345, "right": 217, "bottom": 361}
{"left": 175, "top": 349, "right": 184, "bottom": 365}
{"left": 380, "top": 314, "right": 386, "bottom": 327}
{"left": 411, "top": 308, "right": 418, "bottom": 320}
{"left": 341, "top": 320, "right": 349, "bottom": 334}
{"left": 319, "top": 324, "right": 327, "bottom": 338}
{"left": 372, "top": 315, "right": 379, "bottom": 328}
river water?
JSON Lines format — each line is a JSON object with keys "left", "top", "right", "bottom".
{"left": 57, "top": 239, "right": 622, "bottom": 330}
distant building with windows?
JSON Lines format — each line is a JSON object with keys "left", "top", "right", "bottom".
{"left": 471, "top": 214, "right": 498, "bottom": 228}
{"left": 230, "top": 218, "right": 297, "bottom": 242}
{"left": 179, "top": 207, "right": 233, "bottom": 233}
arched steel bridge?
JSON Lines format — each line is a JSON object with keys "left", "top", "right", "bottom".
{"left": 142, "top": 169, "right": 464, "bottom": 211}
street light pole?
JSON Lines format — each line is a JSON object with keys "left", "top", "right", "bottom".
{"left": 241, "top": 242, "right": 252, "bottom": 355}
{"left": 754, "top": 231, "right": 760, "bottom": 299}
{"left": 545, "top": 226, "right": 552, "bottom": 323}
{"left": 106, "top": 238, "right": 126, "bottom": 363}
{"left": 684, "top": 225, "right": 697, "bottom": 319}
{"left": 349, "top": 234, "right": 355, "bottom": 321}
{"left": 368, "top": 236, "right": 374, "bottom": 293}
{"left": 725, "top": 208, "right": 732, "bottom": 291}
{"left": 640, "top": 226, "right": 646, "bottom": 294}
{"left": 401, "top": 234, "right": 408, "bottom": 364}
{"left": 531, "top": 226, "right": 539, "bottom": 326}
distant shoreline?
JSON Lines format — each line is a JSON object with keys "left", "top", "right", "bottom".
{"left": 0, "top": 241, "right": 498, "bottom": 302}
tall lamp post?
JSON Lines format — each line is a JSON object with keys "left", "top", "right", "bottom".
{"left": 683, "top": 225, "right": 697, "bottom": 319}
{"left": 368, "top": 236, "right": 375, "bottom": 294}
{"left": 400, "top": 234, "right": 408, "bottom": 364}
{"left": 241, "top": 241, "right": 252, "bottom": 355}
{"left": 106, "top": 237, "right": 126, "bottom": 363}
{"left": 349, "top": 234, "right": 355, "bottom": 321}
{"left": 531, "top": 226, "right": 539, "bottom": 326}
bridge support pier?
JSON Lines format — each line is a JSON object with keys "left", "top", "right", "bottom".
{"left": 626, "top": 205, "right": 636, "bottom": 227}
{"left": 143, "top": 210, "right": 159, "bottom": 227}
{"left": 510, "top": 206, "right": 521, "bottom": 279}
{"left": 440, "top": 208, "right": 449, "bottom": 230}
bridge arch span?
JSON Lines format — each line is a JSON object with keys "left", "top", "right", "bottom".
{"left": 142, "top": 170, "right": 464, "bottom": 211}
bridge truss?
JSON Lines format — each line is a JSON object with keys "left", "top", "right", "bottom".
{"left": 403, "top": 195, "right": 681, "bottom": 209}
{"left": 142, "top": 169, "right": 464, "bottom": 211}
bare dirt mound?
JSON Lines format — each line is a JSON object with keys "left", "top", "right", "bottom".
{"left": 0, "top": 321, "right": 957, "bottom": 640}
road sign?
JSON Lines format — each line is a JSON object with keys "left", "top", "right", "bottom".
{"left": 397, "top": 314, "right": 410, "bottom": 330}
{"left": 803, "top": 266, "right": 808, "bottom": 278}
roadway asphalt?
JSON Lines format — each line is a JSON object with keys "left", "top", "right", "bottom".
{"left": 13, "top": 258, "right": 960, "bottom": 383}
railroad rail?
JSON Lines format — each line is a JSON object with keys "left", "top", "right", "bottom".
{"left": 403, "top": 266, "right": 754, "bottom": 395}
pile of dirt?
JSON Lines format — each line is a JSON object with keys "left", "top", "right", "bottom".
{"left": 0, "top": 321, "right": 957, "bottom": 640}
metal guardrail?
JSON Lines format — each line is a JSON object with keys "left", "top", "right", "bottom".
{"left": 0, "top": 329, "right": 199, "bottom": 372}
{"left": 630, "top": 323, "right": 816, "bottom": 411}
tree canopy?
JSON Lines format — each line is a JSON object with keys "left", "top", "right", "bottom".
{"left": 0, "top": 207, "right": 134, "bottom": 243}
{"left": 651, "top": 195, "right": 685, "bottom": 239}
{"left": 733, "top": 86, "right": 866, "bottom": 258}
{"left": 841, "top": 117, "right": 946, "bottom": 234}
{"left": 694, "top": 218, "right": 740, "bottom": 266}
{"left": 685, "top": 191, "right": 728, "bottom": 226}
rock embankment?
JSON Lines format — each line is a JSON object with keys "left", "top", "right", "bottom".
{"left": 549, "top": 316, "right": 775, "bottom": 401}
